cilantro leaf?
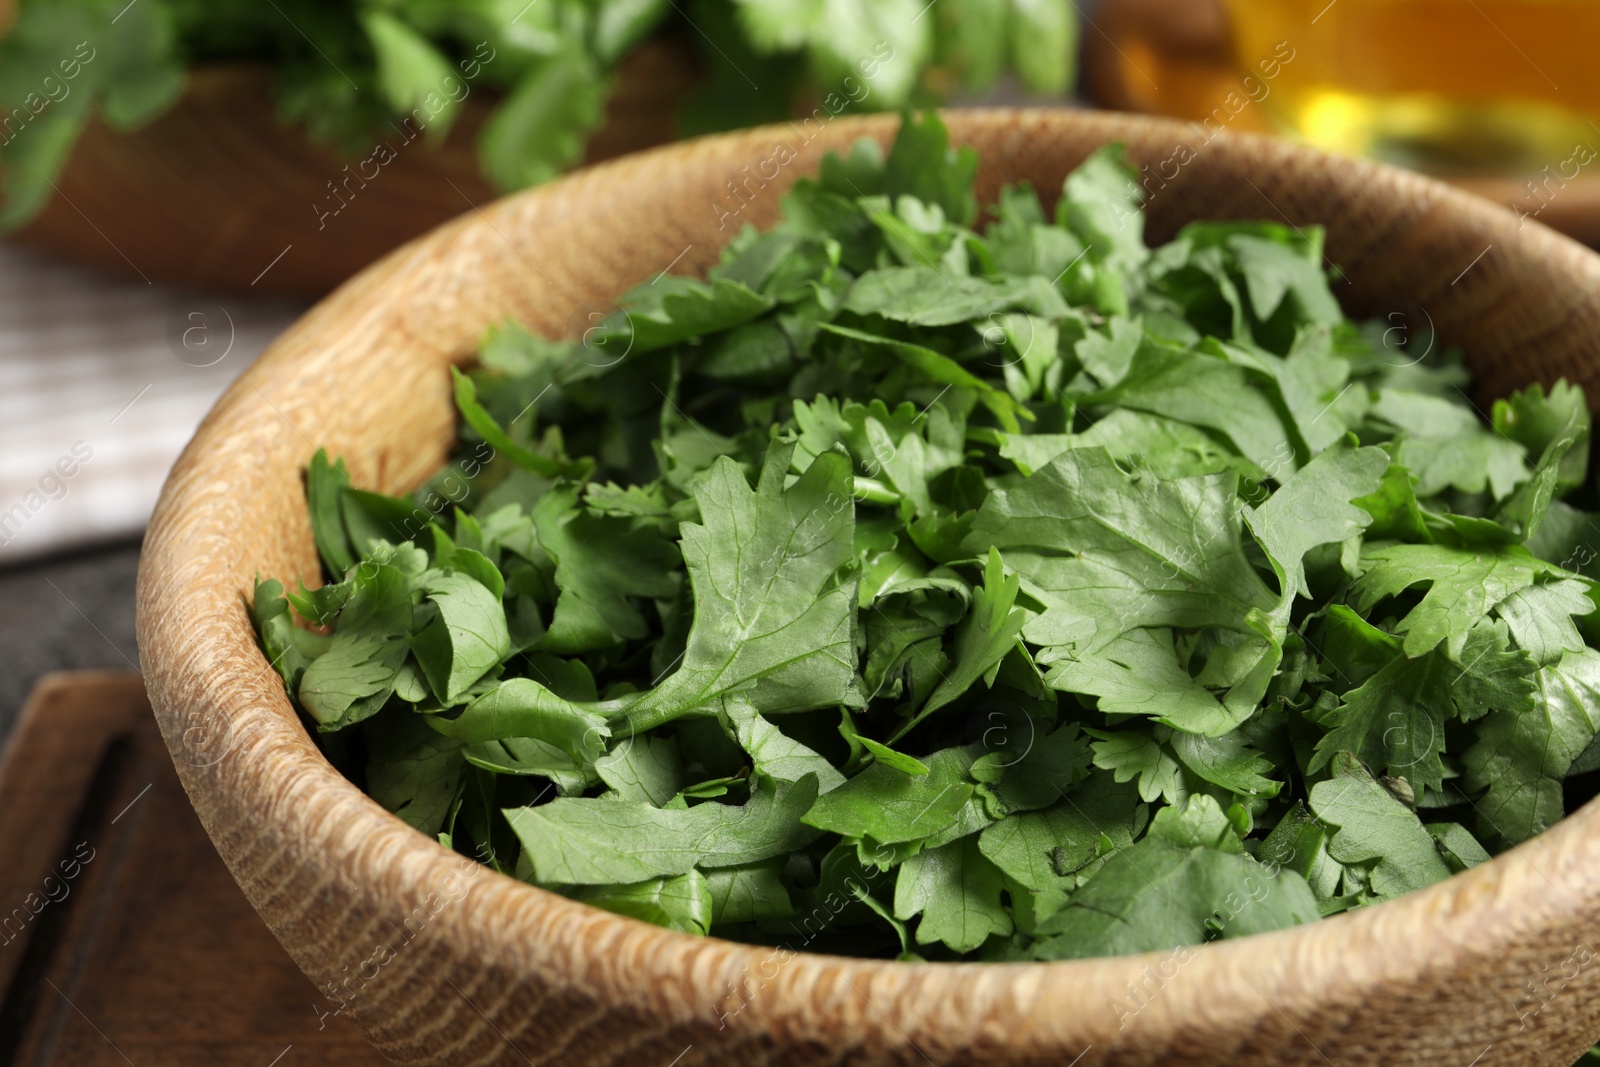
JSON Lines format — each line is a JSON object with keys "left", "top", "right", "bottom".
{"left": 892, "top": 547, "right": 1026, "bottom": 739}
{"left": 595, "top": 736, "right": 685, "bottom": 807}
{"left": 508, "top": 774, "right": 822, "bottom": 884}
{"left": 530, "top": 485, "right": 681, "bottom": 653}
{"left": 893, "top": 836, "right": 1012, "bottom": 952}
{"left": 1081, "top": 340, "right": 1302, "bottom": 474}
{"left": 705, "top": 863, "right": 795, "bottom": 926}
{"left": 802, "top": 107, "right": 985, "bottom": 224}
{"left": 858, "top": 736, "right": 931, "bottom": 776}
{"left": 843, "top": 267, "right": 1059, "bottom": 327}
{"left": 1030, "top": 838, "right": 1319, "bottom": 959}
{"left": 297, "top": 557, "right": 414, "bottom": 729}
{"left": 568, "top": 870, "right": 714, "bottom": 935}
{"left": 1046, "top": 628, "right": 1245, "bottom": 736}
{"left": 721, "top": 696, "right": 846, "bottom": 792}
{"left": 973, "top": 720, "right": 1093, "bottom": 816}
{"left": 306, "top": 449, "right": 357, "bottom": 577}
{"left": 1257, "top": 803, "right": 1344, "bottom": 905}
{"left": 1495, "top": 578, "right": 1595, "bottom": 665}
{"left": 818, "top": 321, "right": 1029, "bottom": 432}
{"left": 478, "top": 52, "right": 608, "bottom": 190}
{"left": 803, "top": 748, "right": 975, "bottom": 845}
{"left": 428, "top": 677, "right": 610, "bottom": 786}
{"left": 0, "top": 0, "right": 183, "bottom": 227}
{"left": 617, "top": 276, "right": 775, "bottom": 354}
{"left": 1087, "top": 726, "right": 1188, "bottom": 804}
{"left": 1056, "top": 143, "right": 1145, "bottom": 280}
{"left": 977, "top": 773, "right": 1146, "bottom": 891}
{"left": 1463, "top": 648, "right": 1600, "bottom": 846}
{"left": 1352, "top": 543, "right": 1553, "bottom": 657}
{"left": 360, "top": 11, "right": 461, "bottom": 137}
{"left": 1495, "top": 380, "right": 1591, "bottom": 540}
{"left": 1147, "top": 794, "right": 1243, "bottom": 852}
{"left": 968, "top": 447, "right": 1276, "bottom": 654}
{"left": 409, "top": 571, "right": 512, "bottom": 704}
{"left": 1368, "top": 388, "right": 1528, "bottom": 500}
{"left": 365, "top": 713, "right": 465, "bottom": 837}
{"left": 1308, "top": 609, "right": 1536, "bottom": 797}
{"left": 253, "top": 578, "right": 330, "bottom": 695}
{"left": 1493, "top": 379, "right": 1590, "bottom": 494}
{"left": 1244, "top": 441, "right": 1389, "bottom": 612}
{"left": 1169, "top": 730, "right": 1281, "bottom": 799}
{"left": 620, "top": 445, "right": 862, "bottom": 733}
{"left": 1308, "top": 753, "right": 1452, "bottom": 900}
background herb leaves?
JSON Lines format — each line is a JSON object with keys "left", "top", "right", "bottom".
{"left": 0, "top": 0, "right": 1079, "bottom": 229}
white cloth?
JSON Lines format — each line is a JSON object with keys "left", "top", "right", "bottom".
{"left": 0, "top": 242, "right": 305, "bottom": 563}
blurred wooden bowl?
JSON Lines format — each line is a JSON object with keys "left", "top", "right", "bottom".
{"left": 8, "top": 45, "right": 696, "bottom": 295}
{"left": 138, "top": 109, "right": 1600, "bottom": 1066}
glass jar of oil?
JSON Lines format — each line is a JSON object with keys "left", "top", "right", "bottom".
{"left": 1226, "top": 0, "right": 1600, "bottom": 175}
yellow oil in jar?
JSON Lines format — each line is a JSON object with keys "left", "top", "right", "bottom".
{"left": 1226, "top": 0, "right": 1600, "bottom": 174}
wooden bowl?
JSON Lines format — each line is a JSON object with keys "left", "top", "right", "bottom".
{"left": 8, "top": 45, "right": 697, "bottom": 296}
{"left": 137, "top": 109, "right": 1600, "bottom": 1066}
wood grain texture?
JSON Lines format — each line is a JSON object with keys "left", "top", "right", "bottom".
{"left": 137, "top": 109, "right": 1600, "bottom": 1067}
{"left": 0, "top": 672, "right": 148, "bottom": 1019}
{"left": 9, "top": 45, "right": 696, "bottom": 296}
{"left": 0, "top": 672, "right": 388, "bottom": 1065}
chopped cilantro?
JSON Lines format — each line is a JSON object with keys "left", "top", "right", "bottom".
{"left": 253, "top": 113, "right": 1600, "bottom": 964}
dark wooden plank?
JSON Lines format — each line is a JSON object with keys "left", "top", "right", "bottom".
{"left": 0, "top": 671, "right": 388, "bottom": 1066}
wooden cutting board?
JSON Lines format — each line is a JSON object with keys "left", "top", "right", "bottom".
{"left": 0, "top": 671, "right": 387, "bottom": 1066}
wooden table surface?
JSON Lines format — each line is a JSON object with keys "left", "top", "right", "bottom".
{"left": 0, "top": 671, "right": 386, "bottom": 1066}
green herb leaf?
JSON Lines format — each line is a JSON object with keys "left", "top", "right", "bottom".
{"left": 1031, "top": 838, "right": 1319, "bottom": 959}
{"left": 1308, "top": 752, "right": 1452, "bottom": 900}
{"left": 894, "top": 836, "right": 1012, "bottom": 952}
{"left": 508, "top": 774, "right": 822, "bottom": 884}
{"left": 1463, "top": 648, "right": 1600, "bottom": 846}
{"left": 977, "top": 773, "right": 1146, "bottom": 891}
{"left": 568, "top": 870, "right": 714, "bottom": 934}
{"left": 1352, "top": 543, "right": 1552, "bottom": 657}
{"left": 894, "top": 547, "right": 1027, "bottom": 739}
{"left": 803, "top": 748, "right": 975, "bottom": 844}
{"left": 478, "top": 52, "right": 607, "bottom": 190}
{"left": 619, "top": 445, "right": 862, "bottom": 733}
{"left": 970, "top": 447, "right": 1276, "bottom": 654}
{"left": 409, "top": 571, "right": 512, "bottom": 704}
{"left": 721, "top": 695, "right": 847, "bottom": 792}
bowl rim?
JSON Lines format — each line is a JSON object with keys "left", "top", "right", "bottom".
{"left": 137, "top": 107, "right": 1600, "bottom": 1062}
